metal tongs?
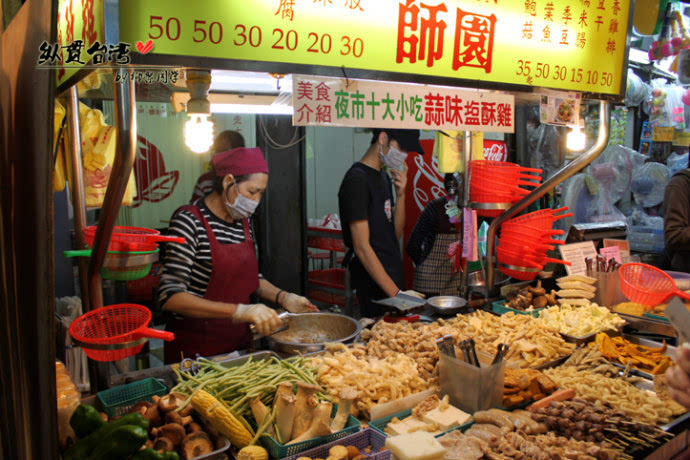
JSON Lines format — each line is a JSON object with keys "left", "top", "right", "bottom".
{"left": 435, "top": 335, "right": 456, "bottom": 359}
{"left": 459, "top": 339, "right": 480, "bottom": 367}
{"left": 492, "top": 343, "right": 509, "bottom": 365}
{"left": 180, "top": 353, "right": 207, "bottom": 376}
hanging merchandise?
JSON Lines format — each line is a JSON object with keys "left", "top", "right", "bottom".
{"left": 609, "top": 107, "right": 630, "bottom": 145}
{"left": 648, "top": 2, "right": 687, "bottom": 63}
{"left": 76, "top": 103, "right": 137, "bottom": 208}
{"left": 54, "top": 100, "right": 67, "bottom": 192}
{"left": 583, "top": 145, "right": 645, "bottom": 224}
{"left": 625, "top": 70, "right": 651, "bottom": 107}
{"left": 642, "top": 80, "right": 685, "bottom": 128}
{"left": 434, "top": 131, "right": 485, "bottom": 173}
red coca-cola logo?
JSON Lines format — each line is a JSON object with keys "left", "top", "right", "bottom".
{"left": 483, "top": 140, "right": 507, "bottom": 162}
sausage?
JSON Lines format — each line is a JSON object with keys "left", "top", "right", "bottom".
{"left": 512, "top": 410, "right": 548, "bottom": 434}
{"left": 465, "top": 425, "right": 498, "bottom": 446}
{"left": 526, "top": 389, "right": 575, "bottom": 411}
{"left": 473, "top": 410, "right": 515, "bottom": 429}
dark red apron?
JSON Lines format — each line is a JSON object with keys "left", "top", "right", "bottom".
{"left": 164, "top": 204, "right": 259, "bottom": 364}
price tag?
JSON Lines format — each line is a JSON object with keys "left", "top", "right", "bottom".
{"left": 599, "top": 246, "right": 622, "bottom": 264}
{"left": 652, "top": 127, "right": 674, "bottom": 142}
{"left": 558, "top": 241, "right": 597, "bottom": 276}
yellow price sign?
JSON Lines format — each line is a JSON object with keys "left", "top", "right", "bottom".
{"left": 653, "top": 126, "right": 674, "bottom": 142}
{"left": 119, "top": 0, "right": 631, "bottom": 96}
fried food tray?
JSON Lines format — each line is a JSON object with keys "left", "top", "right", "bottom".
{"left": 606, "top": 334, "right": 677, "bottom": 381}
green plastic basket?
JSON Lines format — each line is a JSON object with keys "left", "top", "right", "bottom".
{"left": 101, "top": 262, "right": 155, "bottom": 281}
{"left": 97, "top": 378, "right": 168, "bottom": 418}
{"left": 644, "top": 311, "right": 670, "bottom": 323}
{"left": 491, "top": 300, "right": 544, "bottom": 318}
{"left": 369, "top": 409, "right": 473, "bottom": 439}
{"left": 258, "top": 405, "right": 360, "bottom": 459}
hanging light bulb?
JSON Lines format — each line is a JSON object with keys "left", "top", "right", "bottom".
{"left": 185, "top": 113, "right": 214, "bottom": 153}
{"left": 184, "top": 69, "right": 214, "bottom": 154}
{"left": 566, "top": 124, "right": 586, "bottom": 152}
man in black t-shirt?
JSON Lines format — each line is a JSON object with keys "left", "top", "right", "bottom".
{"left": 338, "top": 128, "right": 425, "bottom": 317}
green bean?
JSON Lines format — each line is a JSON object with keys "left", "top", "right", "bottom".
{"left": 250, "top": 405, "right": 276, "bottom": 445}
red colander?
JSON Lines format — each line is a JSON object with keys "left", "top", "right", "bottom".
{"left": 619, "top": 263, "right": 690, "bottom": 307}
{"left": 84, "top": 226, "right": 186, "bottom": 245}
{"left": 69, "top": 304, "right": 175, "bottom": 361}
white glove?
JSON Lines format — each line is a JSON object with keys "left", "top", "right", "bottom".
{"left": 283, "top": 293, "right": 319, "bottom": 313}
{"left": 397, "top": 290, "right": 426, "bottom": 299}
{"left": 235, "top": 304, "right": 283, "bottom": 336}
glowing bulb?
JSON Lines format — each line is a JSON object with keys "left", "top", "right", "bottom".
{"left": 185, "top": 113, "right": 214, "bottom": 154}
{"left": 566, "top": 125, "right": 586, "bottom": 152}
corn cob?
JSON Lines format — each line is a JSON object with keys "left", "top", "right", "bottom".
{"left": 191, "top": 389, "right": 253, "bottom": 448}
{"left": 237, "top": 445, "right": 269, "bottom": 460}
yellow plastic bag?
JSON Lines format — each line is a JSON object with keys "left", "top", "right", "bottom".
{"left": 53, "top": 100, "right": 67, "bottom": 192}
{"left": 434, "top": 131, "right": 486, "bottom": 173}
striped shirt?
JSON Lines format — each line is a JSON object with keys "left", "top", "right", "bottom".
{"left": 157, "top": 199, "right": 260, "bottom": 308}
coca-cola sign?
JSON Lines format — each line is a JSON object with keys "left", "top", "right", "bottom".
{"left": 483, "top": 140, "right": 508, "bottom": 162}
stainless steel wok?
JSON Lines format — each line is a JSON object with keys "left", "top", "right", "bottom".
{"left": 266, "top": 312, "right": 361, "bottom": 355}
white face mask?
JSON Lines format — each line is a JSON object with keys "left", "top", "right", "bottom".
{"left": 380, "top": 143, "right": 408, "bottom": 170}
{"left": 224, "top": 183, "right": 259, "bottom": 219}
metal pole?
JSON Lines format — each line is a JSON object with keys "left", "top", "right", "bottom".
{"left": 65, "top": 86, "right": 90, "bottom": 309}
{"left": 87, "top": 69, "right": 137, "bottom": 312}
{"left": 460, "top": 131, "right": 471, "bottom": 298}
{"left": 486, "top": 101, "right": 611, "bottom": 294}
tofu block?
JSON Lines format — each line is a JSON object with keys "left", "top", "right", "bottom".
{"left": 557, "top": 298, "right": 591, "bottom": 306}
{"left": 556, "top": 289, "right": 596, "bottom": 299}
{"left": 387, "top": 417, "right": 429, "bottom": 436}
{"left": 422, "top": 405, "right": 472, "bottom": 431}
{"left": 557, "top": 274, "right": 597, "bottom": 285}
{"left": 385, "top": 432, "right": 446, "bottom": 460}
{"left": 556, "top": 281, "right": 597, "bottom": 292}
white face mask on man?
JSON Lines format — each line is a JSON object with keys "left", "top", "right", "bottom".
{"left": 379, "top": 143, "right": 408, "bottom": 170}
{"left": 224, "top": 182, "right": 259, "bottom": 219}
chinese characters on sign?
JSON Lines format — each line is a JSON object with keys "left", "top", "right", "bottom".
{"left": 292, "top": 75, "right": 515, "bottom": 132}
{"left": 114, "top": 69, "right": 180, "bottom": 84}
{"left": 38, "top": 41, "right": 132, "bottom": 66}
{"left": 119, "top": 0, "right": 631, "bottom": 96}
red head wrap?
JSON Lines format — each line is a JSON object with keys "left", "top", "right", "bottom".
{"left": 211, "top": 147, "right": 269, "bottom": 177}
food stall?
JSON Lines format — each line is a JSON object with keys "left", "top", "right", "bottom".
{"left": 39, "top": 0, "right": 690, "bottom": 458}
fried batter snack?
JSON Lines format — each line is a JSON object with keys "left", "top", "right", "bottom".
{"left": 503, "top": 368, "right": 557, "bottom": 407}
{"left": 594, "top": 333, "right": 673, "bottom": 375}
{"left": 310, "top": 343, "right": 433, "bottom": 419}
{"left": 443, "top": 312, "right": 576, "bottom": 368}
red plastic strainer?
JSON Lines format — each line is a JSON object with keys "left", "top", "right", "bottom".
{"left": 69, "top": 304, "right": 175, "bottom": 361}
{"left": 84, "top": 226, "right": 186, "bottom": 245}
{"left": 619, "top": 263, "right": 690, "bottom": 307}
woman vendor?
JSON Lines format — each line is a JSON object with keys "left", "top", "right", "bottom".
{"left": 406, "top": 173, "right": 462, "bottom": 298}
{"left": 158, "top": 146, "right": 317, "bottom": 363}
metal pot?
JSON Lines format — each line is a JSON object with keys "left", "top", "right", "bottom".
{"left": 427, "top": 296, "right": 467, "bottom": 316}
{"left": 266, "top": 312, "right": 361, "bottom": 355}
{"left": 467, "top": 270, "right": 510, "bottom": 296}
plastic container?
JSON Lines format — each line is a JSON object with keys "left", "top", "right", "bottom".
{"left": 491, "top": 300, "right": 544, "bottom": 317}
{"left": 627, "top": 227, "right": 665, "bottom": 253}
{"left": 282, "top": 428, "right": 388, "bottom": 460}
{"left": 97, "top": 377, "right": 168, "bottom": 417}
{"left": 259, "top": 406, "right": 361, "bottom": 459}
{"left": 439, "top": 353, "right": 505, "bottom": 414}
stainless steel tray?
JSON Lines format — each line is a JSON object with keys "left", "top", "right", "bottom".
{"left": 633, "top": 378, "right": 690, "bottom": 432}
{"left": 607, "top": 334, "right": 676, "bottom": 381}
{"left": 531, "top": 354, "right": 572, "bottom": 370}
{"left": 371, "top": 293, "right": 426, "bottom": 311}
{"left": 216, "top": 350, "right": 281, "bottom": 368}
{"left": 560, "top": 328, "right": 621, "bottom": 345}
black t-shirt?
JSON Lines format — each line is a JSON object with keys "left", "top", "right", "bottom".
{"left": 338, "top": 162, "right": 404, "bottom": 289}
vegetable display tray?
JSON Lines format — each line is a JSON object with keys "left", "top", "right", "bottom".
{"left": 560, "top": 327, "right": 622, "bottom": 345}
{"left": 97, "top": 377, "right": 168, "bottom": 418}
{"left": 259, "top": 405, "right": 361, "bottom": 459}
{"left": 491, "top": 300, "right": 543, "bottom": 318}
{"left": 369, "top": 408, "right": 473, "bottom": 439}
{"left": 283, "top": 428, "right": 389, "bottom": 460}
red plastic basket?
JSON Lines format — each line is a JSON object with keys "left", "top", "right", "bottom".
{"left": 620, "top": 263, "right": 690, "bottom": 306}
{"left": 498, "top": 264, "right": 540, "bottom": 281}
{"left": 69, "top": 304, "right": 174, "bottom": 361}
{"left": 83, "top": 226, "right": 185, "bottom": 246}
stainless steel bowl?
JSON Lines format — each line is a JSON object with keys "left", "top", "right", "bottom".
{"left": 467, "top": 269, "right": 509, "bottom": 287}
{"left": 427, "top": 296, "right": 467, "bottom": 315}
{"left": 266, "top": 312, "right": 361, "bottom": 355}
